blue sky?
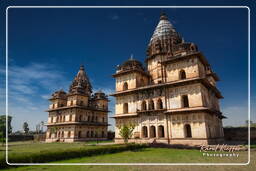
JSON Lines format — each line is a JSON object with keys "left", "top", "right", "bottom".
{"left": 0, "top": 0, "right": 255, "bottom": 132}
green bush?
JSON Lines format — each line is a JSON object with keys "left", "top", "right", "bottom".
{"left": 0, "top": 143, "right": 148, "bottom": 168}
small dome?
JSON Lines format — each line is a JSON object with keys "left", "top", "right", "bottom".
{"left": 118, "top": 58, "right": 144, "bottom": 72}
{"left": 51, "top": 89, "right": 67, "bottom": 99}
{"left": 93, "top": 90, "right": 108, "bottom": 100}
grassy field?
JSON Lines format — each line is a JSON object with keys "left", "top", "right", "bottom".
{"left": 0, "top": 141, "right": 255, "bottom": 171}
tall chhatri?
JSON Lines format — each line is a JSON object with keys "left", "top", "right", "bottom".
{"left": 111, "top": 13, "right": 225, "bottom": 145}
{"left": 45, "top": 65, "right": 109, "bottom": 142}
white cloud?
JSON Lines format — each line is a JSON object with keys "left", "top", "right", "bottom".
{"left": 0, "top": 62, "right": 69, "bottom": 131}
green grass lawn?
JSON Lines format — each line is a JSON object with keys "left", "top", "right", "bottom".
{"left": 0, "top": 141, "right": 254, "bottom": 171}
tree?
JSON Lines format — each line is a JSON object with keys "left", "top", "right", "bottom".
{"left": 118, "top": 124, "right": 135, "bottom": 143}
{"left": 0, "top": 115, "right": 12, "bottom": 145}
{"left": 23, "top": 122, "right": 29, "bottom": 134}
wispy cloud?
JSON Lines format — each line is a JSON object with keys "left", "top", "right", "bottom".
{"left": 0, "top": 62, "right": 70, "bottom": 131}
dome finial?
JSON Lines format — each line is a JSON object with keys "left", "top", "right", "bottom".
{"left": 130, "top": 54, "right": 134, "bottom": 60}
{"left": 160, "top": 11, "right": 168, "bottom": 20}
{"left": 80, "top": 64, "right": 84, "bottom": 70}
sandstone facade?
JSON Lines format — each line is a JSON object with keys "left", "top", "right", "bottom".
{"left": 111, "top": 13, "right": 225, "bottom": 146}
{"left": 45, "top": 66, "right": 109, "bottom": 142}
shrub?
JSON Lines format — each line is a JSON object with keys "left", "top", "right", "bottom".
{"left": 0, "top": 143, "right": 148, "bottom": 168}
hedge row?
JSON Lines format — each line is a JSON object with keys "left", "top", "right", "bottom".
{"left": 1, "top": 143, "right": 148, "bottom": 168}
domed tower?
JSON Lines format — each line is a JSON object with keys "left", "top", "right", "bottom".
{"left": 93, "top": 90, "right": 109, "bottom": 110}
{"left": 67, "top": 65, "right": 92, "bottom": 107}
{"left": 49, "top": 89, "right": 67, "bottom": 109}
{"left": 146, "top": 13, "right": 198, "bottom": 84}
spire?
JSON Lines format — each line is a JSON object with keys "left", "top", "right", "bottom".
{"left": 69, "top": 65, "right": 92, "bottom": 95}
{"left": 160, "top": 11, "right": 168, "bottom": 20}
{"left": 149, "top": 12, "right": 177, "bottom": 44}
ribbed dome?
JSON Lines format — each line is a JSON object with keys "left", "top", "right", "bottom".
{"left": 118, "top": 58, "right": 144, "bottom": 72}
{"left": 149, "top": 13, "right": 180, "bottom": 45}
{"left": 69, "top": 65, "right": 92, "bottom": 95}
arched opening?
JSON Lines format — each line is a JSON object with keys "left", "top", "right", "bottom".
{"left": 87, "top": 131, "right": 90, "bottom": 138}
{"left": 149, "top": 100, "right": 155, "bottom": 110}
{"left": 141, "top": 100, "right": 147, "bottom": 111}
{"left": 79, "top": 115, "right": 82, "bottom": 121}
{"left": 180, "top": 69, "right": 186, "bottom": 80}
{"left": 61, "top": 131, "right": 64, "bottom": 138}
{"left": 102, "top": 131, "right": 105, "bottom": 137}
{"left": 51, "top": 117, "right": 53, "bottom": 123}
{"left": 88, "top": 116, "right": 90, "bottom": 122}
{"left": 95, "top": 116, "right": 98, "bottom": 122}
{"left": 49, "top": 132, "right": 52, "bottom": 138}
{"left": 158, "top": 125, "right": 165, "bottom": 138}
{"left": 102, "top": 117, "right": 105, "bottom": 122}
{"left": 150, "top": 126, "right": 156, "bottom": 138}
{"left": 67, "top": 131, "right": 71, "bottom": 138}
{"left": 92, "top": 116, "right": 94, "bottom": 122}
{"left": 123, "top": 82, "right": 128, "bottom": 91}
{"left": 91, "top": 131, "right": 94, "bottom": 137}
{"left": 181, "top": 95, "right": 189, "bottom": 108}
{"left": 70, "top": 100, "right": 73, "bottom": 106}
{"left": 69, "top": 115, "right": 72, "bottom": 121}
{"left": 184, "top": 124, "right": 192, "bottom": 138}
{"left": 63, "top": 115, "right": 65, "bottom": 122}
{"left": 157, "top": 98, "right": 163, "bottom": 109}
{"left": 123, "top": 103, "right": 128, "bottom": 113}
{"left": 80, "top": 101, "right": 84, "bottom": 106}
{"left": 78, "top": 131, "right": 82, "bottom": 138}
{"left": 142, "top": 126, "right": 148, "bottom": 138}
{"left": 140, "top": 78, "right": 145, "bottom": 87}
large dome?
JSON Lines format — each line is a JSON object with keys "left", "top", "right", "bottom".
{"left": 69, "top": 65, "right": 92, "bottom": 95}
{"left": 149, "top": 13, "right": 179, "bottom": 44}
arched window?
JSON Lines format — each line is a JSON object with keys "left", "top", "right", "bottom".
{"left": 123, "top": 103, "right": 128, "bottom": 113}
{"left": 181, "top": 95, "right": 189, "bottom": 108}
{"left": 102, "top": 131, "right": 105, "bottom": 137}
{"left": 184, "top": 124, "right": 192, "bottom": 138}
{"left": 158, "top": 125, "right": 165, "bottom": 138}
{"left": 79, "top": 115, "right": 82, "bottom": 121}
{"left": 92, "top": 116, "right": 94, "bottom": 122}
{"left": 63, "top": 115, "right": 65, "bottom": 122}
{"left": 91, "top": 131, "right": 94, "bottom": 137}
{"left": 49, "top": 132, "right": 52, "bottom": 138}
{"left": 180, "top": 69, "right": 186, "bottom": 79}
{"left": 102, "top": 117, "right": 105, "bottom": 123}
{"left": 67, "top": 131, "right": 71, "bottom": 138}
{"left": 69, "top": 115, "right": 72, "bottom": 121}
{"left": 142, "top": 126, "right": 148, "bottom": 138}
{"left": 70, "top": 100, "right": 73, "bottom": 106}
{"left": 88, "top": 116, "right": 90, "bottom": 122}
{"left": 141, "top": 100, "right": 147, "bottom": 111}
{"left": 80, "top": 101, "right": 84, "bottom": 106}
{"left": 51, "top": 117, "right": 53, "bottom": 123}
{"left": 150, "top": 126, "right": 156, "bottom": 138}
{"left": 86, "top": 131, "right": 90, "bottom": 138}
{"left": 61, "top": 131, "right": 64, "bottom": 138}
{"left": 78, "top": 131, "right": 82, "bottom": 138}
{"left": 149, "top": 100, "right": 155, "bottom": 110}
{"left": 95, "top": 116, "right": 98, "bottom": 122}
{"left": 123, "top": 82, "right": 128, "bottom": 91}
{"left": 157, "top": 98, "right": 163, "bottom": 109}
